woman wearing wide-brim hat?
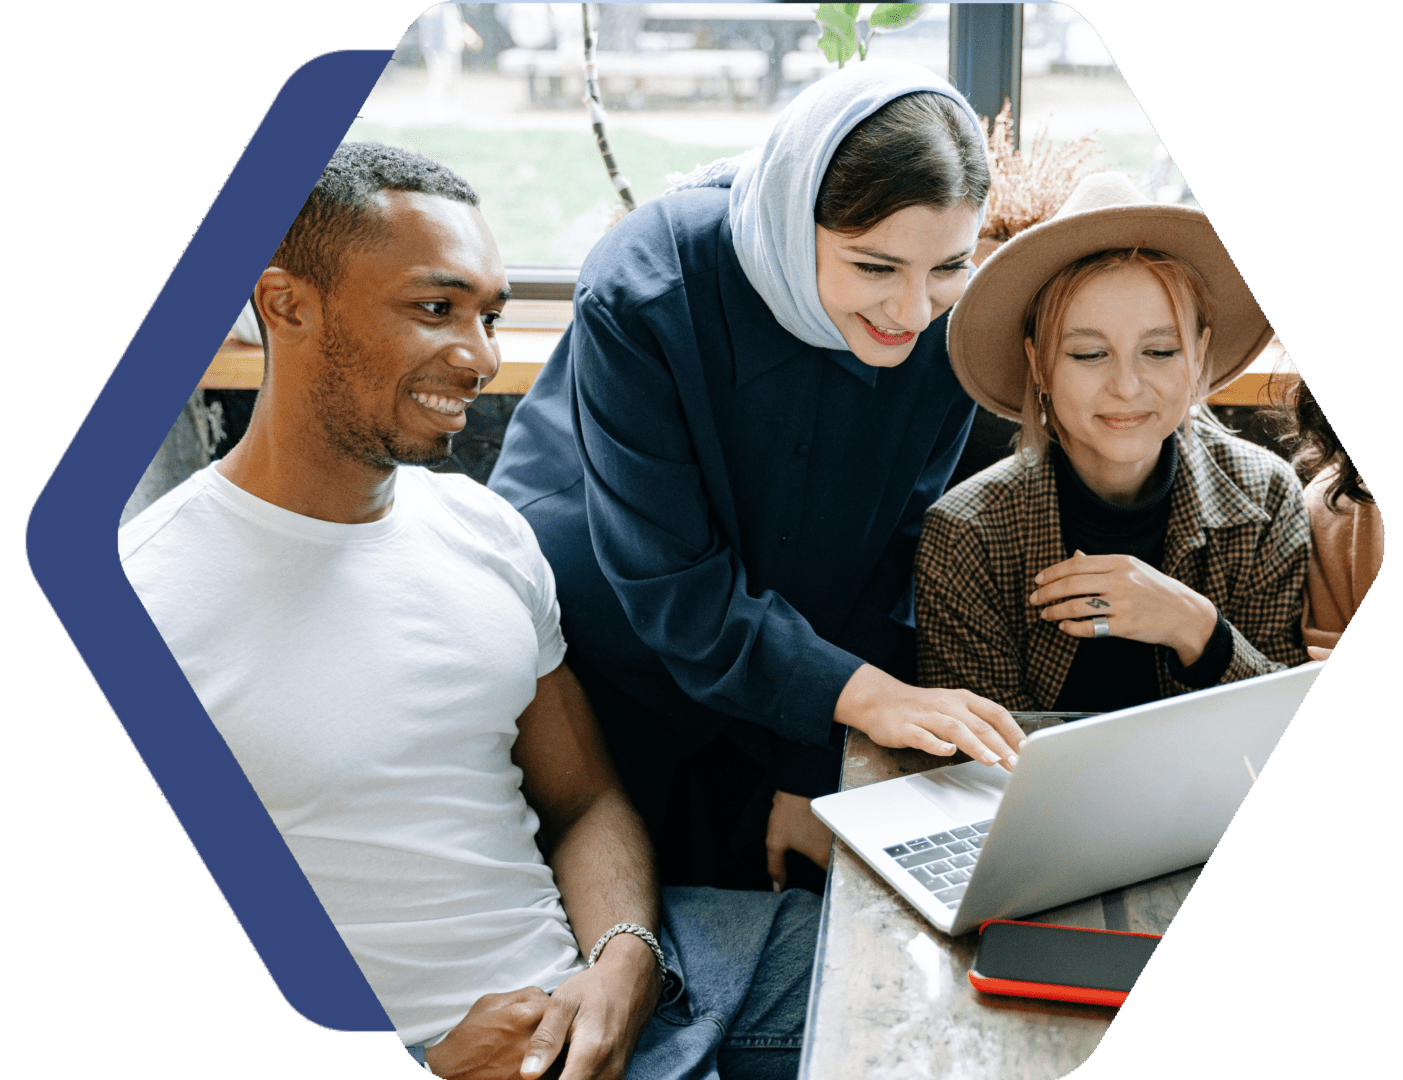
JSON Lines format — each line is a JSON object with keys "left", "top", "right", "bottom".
{"left": 914, "top": 172, "right": 1311, "bottom": 714}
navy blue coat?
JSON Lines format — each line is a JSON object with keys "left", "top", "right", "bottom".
{"left": 489, "top": 188, "right": 975, "bottom": 796}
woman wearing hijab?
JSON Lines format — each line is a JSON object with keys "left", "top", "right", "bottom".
{"left": 489, "top": 61, "right": 1024, "bottom": 891}
{"left": 915, "top": 172, "right": 1311, "bottom": 713}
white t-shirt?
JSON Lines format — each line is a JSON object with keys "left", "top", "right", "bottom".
{"left": 120, "top": 464, "right": 581, "bottom": 1045}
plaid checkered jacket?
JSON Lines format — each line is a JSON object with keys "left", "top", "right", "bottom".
{"left": 914, "top": 425, "right": 1311, "bottom": 710}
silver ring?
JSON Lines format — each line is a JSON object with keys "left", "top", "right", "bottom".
{"left": 1092, "top": 616, "right": 1111, "bottom": 638}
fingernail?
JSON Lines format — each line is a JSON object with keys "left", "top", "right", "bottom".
{"left": 1034, "top": 573, "right": 1044, "bottom": 584}
{"left": 981, "top": 749, "right": 1000, "bottom": 764}
{"left": 523, "top": 1056, "right": 544, "bottom": 1075}
{"left": 1075, "top": 549, "right": 1085, "bottom": 556}
{"left": 772, "top": 880, "right": 782, "bottom": 893}
{"left": 1018, "top": 738, "right": 1028, "bottom": 751}
{"left": 1005, "top": 753, "right": 1020, "bottom": 767}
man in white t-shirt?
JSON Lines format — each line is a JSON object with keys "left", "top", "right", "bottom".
{"left": 121, "top": 143, "right": 818, "bottom": 1080}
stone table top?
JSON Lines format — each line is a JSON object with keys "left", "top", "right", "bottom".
{"left": 798, "top": 726, "right": 1200, "bottom": 1080}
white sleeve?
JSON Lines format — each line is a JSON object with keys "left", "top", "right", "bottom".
{"left": 420, "top": 470, "right": 570, "bottom": 679}
{"left": 524, "top": 532, "right": 568, "bottom": 679}
{"left": 480, "top": 482, "right": 567, "bottom": 678}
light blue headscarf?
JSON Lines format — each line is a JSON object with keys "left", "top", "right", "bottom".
{"left": 669, "top": 60, "right": 986, "bottom": 351}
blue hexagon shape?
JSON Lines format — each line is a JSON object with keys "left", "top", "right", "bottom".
{"left": 26, "top": 49, "right": 396, "bottom": 1033}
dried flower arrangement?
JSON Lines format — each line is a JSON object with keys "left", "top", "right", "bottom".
{"left": 979, "top": 101, "right": 1103, "bottom": 242}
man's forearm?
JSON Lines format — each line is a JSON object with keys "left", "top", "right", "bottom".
{"left": 510, "top": 664, "right": 664, "bottom": 1077}
{"left": 544, "top": 788, "right": 660, "bottom": 964}
{"left": 518, "top": 788, "right": 661, "bottom": 1080}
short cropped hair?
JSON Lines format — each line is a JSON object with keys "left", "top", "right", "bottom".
{"left": 1017, "top": 248, "right": 1213, "bottom": 458}
{"left": 250, "top": 143, "right": 478, "bottom": 365}
{"left": 269, "top": 141, "right": 479, "bottom": 296}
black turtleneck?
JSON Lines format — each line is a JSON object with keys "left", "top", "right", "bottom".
{"left": 1050, "top": 437, "right": 1233, "bottom": 712}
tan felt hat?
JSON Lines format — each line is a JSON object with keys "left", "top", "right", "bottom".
{"left": 947, "top": 171, "right": 1273, "bottom": 420}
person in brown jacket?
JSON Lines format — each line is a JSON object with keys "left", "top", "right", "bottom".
{"left": 915, "top": 173, "right": 1311, "bottom": 713}
{"left": 1287, "top": 379, "right": 1383, "bottom": 658}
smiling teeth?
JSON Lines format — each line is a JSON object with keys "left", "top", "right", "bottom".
{"left": 410, "top": 391, "right": 468, "bottom": 415}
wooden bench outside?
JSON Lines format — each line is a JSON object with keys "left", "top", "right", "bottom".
{"left": 497, "top": 47, "right": 771, "bottom": 104}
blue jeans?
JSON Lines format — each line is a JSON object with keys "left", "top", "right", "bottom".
{"left": 404, "top": 886, "right": 819, "bottom": 1077}
{"left": 625, "top": 886, "right": 820, "bottom": 1080}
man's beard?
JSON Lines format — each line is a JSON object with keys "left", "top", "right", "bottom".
{"left": 312, "top": 309, "right": 455, "bottom": 469}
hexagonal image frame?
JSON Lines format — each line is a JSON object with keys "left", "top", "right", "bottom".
{"left": 24, "top": 12, "right": 1385, "bottom": 1060}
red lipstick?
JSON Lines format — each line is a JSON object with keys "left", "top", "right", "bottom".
{"left": 859, "top": 314, "right": 915, "bottom": 346}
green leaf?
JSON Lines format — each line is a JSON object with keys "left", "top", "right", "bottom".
{"left": 868, "top": 3, "right": 925, "bottom": 34}
{"left": 815, "top": 3, "right": 861, "bottom": 67}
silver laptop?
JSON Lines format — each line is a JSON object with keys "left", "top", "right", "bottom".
{"left": 811, "top": 663, "right": 1321, "bottom": 936}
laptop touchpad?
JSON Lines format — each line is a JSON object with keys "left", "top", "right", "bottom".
{"left": 905, "top": 761, "right": 1010, "bottom": 823}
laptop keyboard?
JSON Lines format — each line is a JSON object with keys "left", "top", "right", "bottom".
{"left": 882, "top": 820, "right": 994, "bottom": 908}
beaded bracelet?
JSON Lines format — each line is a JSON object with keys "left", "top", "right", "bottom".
{"left": 587, "top": 922, "right": 667, "bottom": 977}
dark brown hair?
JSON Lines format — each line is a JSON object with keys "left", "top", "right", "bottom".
{"left": 1285, "top": 379, "right": 1371, "bottom": 510}
{"left": 814, "top": 91, "right": 989, "bottom": 235}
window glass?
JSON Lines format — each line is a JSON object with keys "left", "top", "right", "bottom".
{"left": 346, "top": 4, "right": 1191, "bottom": 269}
{"left": 347, "top": 3, "right": 950, "bottom": 267}
{"left": 1021, "top": 3, "right": 1191, "bottom": 204}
